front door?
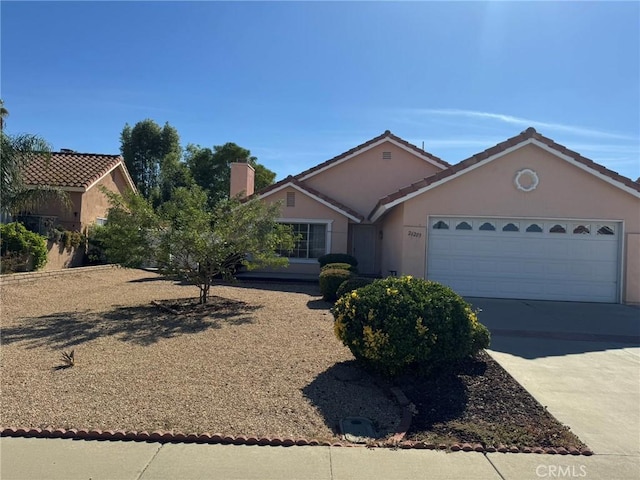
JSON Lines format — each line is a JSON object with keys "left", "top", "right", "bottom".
{"left": 351, "top": 225, "right": 377, "bottom": 275}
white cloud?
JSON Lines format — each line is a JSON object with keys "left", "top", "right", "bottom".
{"left": 404, "top": 108, "right": 635, "bottom": 141}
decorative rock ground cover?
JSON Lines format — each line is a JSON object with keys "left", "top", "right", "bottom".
{"left": 0, "top": 268, "right": 591, "bottom": 454}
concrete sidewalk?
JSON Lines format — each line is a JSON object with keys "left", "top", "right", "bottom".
{"left": 2, "top": 437, "right": 639, "bottom": 480}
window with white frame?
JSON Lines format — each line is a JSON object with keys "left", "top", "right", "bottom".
{"left": 96, "top": 217, "right": 108, "bottom": 226}
{"left": 277, "top": 223, "right": 327, "bottom": 259}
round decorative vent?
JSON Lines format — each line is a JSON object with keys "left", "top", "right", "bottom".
{"left": 514, "top": 168, "right": 539, "bottom": 192}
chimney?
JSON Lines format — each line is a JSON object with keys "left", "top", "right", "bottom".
{"left": 230, "top": 161, "right": 255, "bottom": 198}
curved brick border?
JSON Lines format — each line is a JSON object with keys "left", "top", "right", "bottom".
{"left": 0, "top": 427, "right": 594, "bottom": 455}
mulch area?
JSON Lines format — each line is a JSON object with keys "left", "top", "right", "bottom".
{"left": 396, "top": 351, "right": 586, "bottom": 449}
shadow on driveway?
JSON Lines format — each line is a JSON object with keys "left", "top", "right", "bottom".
{"left": 467, "top": 298, "right": 640, "bottom": 359}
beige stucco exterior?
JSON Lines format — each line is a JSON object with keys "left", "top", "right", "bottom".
{"left": 253, "top": 130, "right": 639, "bottom": 303}
{"left": 303, "top": 141, "right": 444, "bottom": 218}
{"left": 80, "top": 167, "right": 132, "bottom": 228}
{"left": 230, "top": 162, "right": 255, "bottom": 198}
{"left": 20, "top": 162, "right": 135, "bottom": 270}
{"left": 260, "top": 186, "right": 351, "bottom": 277}
{"left": 388, "top": 143, "right": 640, "bottom": 303}
{"left": 25, "top": 165, "right": 133, "bottom": 233}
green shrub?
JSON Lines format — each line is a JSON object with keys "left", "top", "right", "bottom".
{"left": 318, "top": 253, "right": 358, "bottom": 268}
{"left": 321, "top": 262, "right": 358, "bottom": 273}
{"left": 84, "top": 225, "right": 108, "bottom": 265}
{"left": 332, "top": 276, "right": 490, "bottom": 376}
{"left": 335, "top": 276, "right": 375, "bottom": 299}
{"left": 0, "top": 222, "right": 48, "bottom": 273}
{"left": 319, "top": 268, "right": 353, "bottom": 302}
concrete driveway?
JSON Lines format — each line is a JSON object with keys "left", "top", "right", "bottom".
{"left": 467, "top": 298, "right": 640, "bottom": 460}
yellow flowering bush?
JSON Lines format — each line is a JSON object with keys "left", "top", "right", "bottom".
{"left": 335, "top": 277, "right": 374, "bottom": 299}
{"left": 332, "top": 276, "right": 490, "bottom": 376}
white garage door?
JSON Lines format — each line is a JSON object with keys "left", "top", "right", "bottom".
{"left": 426, "top": 217, "right": 620, "bottom": 303}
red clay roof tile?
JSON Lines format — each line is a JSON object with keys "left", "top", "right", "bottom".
{"left": 22, "top": 151, "right": 124, "bottom": 190}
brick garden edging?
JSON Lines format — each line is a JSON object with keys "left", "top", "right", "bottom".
{"left": 0, "top": 264, "right": 119, "bottom": 285}
{"left": 0, "top": 427, "right": 594, "bottom": 455}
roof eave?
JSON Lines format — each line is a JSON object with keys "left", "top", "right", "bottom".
{"left": 297, "top": 133, "right": 448, "bottom": 182}
{"left": 258, "top": 181, "right": 363, "bottom": 223}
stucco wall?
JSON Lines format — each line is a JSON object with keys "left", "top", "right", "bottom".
{"left": 45, "top": 242, "right": 84, "bottom": 270}
{"left": 81, "top": 168, "right": 131, "bottom": 228}
{"left": 30, "top": 192, "right": 83, "bottom": 231}
{"left": 397, "top": 144, "right": 640, "bottom": 303}
{"left": 262, "top": 186, "right": 351, "bottom": 254}
{"left": 626, "top": 234, "right": 640, "bottom": 304}
{"left": 380, "top": 203, "right": 404, "bottom": 275}
{"left": 304, "top": 142, "right": 443, "bottom": 217}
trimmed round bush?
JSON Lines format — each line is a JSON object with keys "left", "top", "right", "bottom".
{"left": 332, "top": 276, "right": 490, "bottom": 376}
{"left": 0, "top": 222, "right": 48, "bottom": 272}
{"left": 321, "top": 262, "right": 358, "bottom": 273}
{"left": 318, "top": 253, "right": 358, "bottom": 268}
{"left": 319, "top": 268, "right": 353, "bottom": 302}
{"left": 335, "top": 276, "right": 375, "bottom": 299}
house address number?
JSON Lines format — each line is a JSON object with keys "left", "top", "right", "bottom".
{"left": 407, "top": 230, "right": 422, "bottom": 238}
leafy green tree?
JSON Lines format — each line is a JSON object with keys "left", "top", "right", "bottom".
{"left": 1, "top": 129, "right": 70, "bottom": 218}
{"left": 254, "top": 163, "right": 276, "bottom": 191}
{"left": 0, "top": 99, "right": 8, "bottom": 131}
{"left": 120, "top": 119, "right": 183, "bottom": 200}
{"left": 100, "top": 187, "right": 295, "bottom": 303}
{"left": 185, "top": 142, "right": 276, "bottom": 204}
{"left": 97, "top": 187, "right": 159, "bottom": 267}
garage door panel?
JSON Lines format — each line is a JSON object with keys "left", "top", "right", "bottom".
{"left": 427, "top": 217, "right": 620, "bottom": 303}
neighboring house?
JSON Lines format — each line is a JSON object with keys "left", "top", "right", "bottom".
{"left": 18, "top": 149, "right": 136, "bottom": 234}
{"left": 232, "top": 128, "right": 640, "bottom": 305}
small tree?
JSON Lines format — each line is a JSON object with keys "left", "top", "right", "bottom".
{"left": 101, "top": 187, "right": 295, "bottom": 303}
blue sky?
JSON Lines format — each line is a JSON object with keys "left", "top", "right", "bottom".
{"left": 2, "top": 1, "right": 639, "bottom": 181}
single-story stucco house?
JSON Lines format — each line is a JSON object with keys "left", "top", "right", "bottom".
{"left": 19, "top": 149, "right": 136, "bottom": 234}
{"left": 231, "top": 128, "right": 640, "bottom": 305}
{"left": 17, "top": 150, "right": 136, "bottom": 269}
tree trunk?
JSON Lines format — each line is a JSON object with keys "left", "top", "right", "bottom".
{"left": 200, "top": 278, "right": 210, "bottom": 304}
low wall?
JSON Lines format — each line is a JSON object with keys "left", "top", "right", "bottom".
{"left": 0, "top": 264, "right": 119, "bottom": 285}
{"left": 44, "top": 241, "right": 85, "bottom": 271}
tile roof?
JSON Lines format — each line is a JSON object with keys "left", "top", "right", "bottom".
{"left": 370, "top": 127, "right": 640, "bottom": 220}
{"left": 295, "top": 130, "right": 450, "bottom": 180}
{"left": 256, "top": 176, "right": 365, "bottom": 222}
{"left": 22, "top": 151, "right": 125, "bottom": 190}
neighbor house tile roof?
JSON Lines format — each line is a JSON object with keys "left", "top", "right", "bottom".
{"left": 22, "top": 151, "right": 125, "bottom": 190}
{"left": 256, "top": 175, "right": 365, "bottom": 222}
{"left": 295, "top": 130, "right": 450, "bottom": 180}
{"left": 369, "top": 127, "right": 640, "bottom": 220}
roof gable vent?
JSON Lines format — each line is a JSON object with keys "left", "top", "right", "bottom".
{"left": 382, "top": 151, "right": 392, "bottom": 160}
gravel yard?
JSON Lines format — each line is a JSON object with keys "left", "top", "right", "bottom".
{"left": 0, "top": 267, "right": 401, "bottom": 441}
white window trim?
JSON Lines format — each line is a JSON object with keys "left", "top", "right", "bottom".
{"left": 278, "top": 218, "right": 333, "bottom": 262}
